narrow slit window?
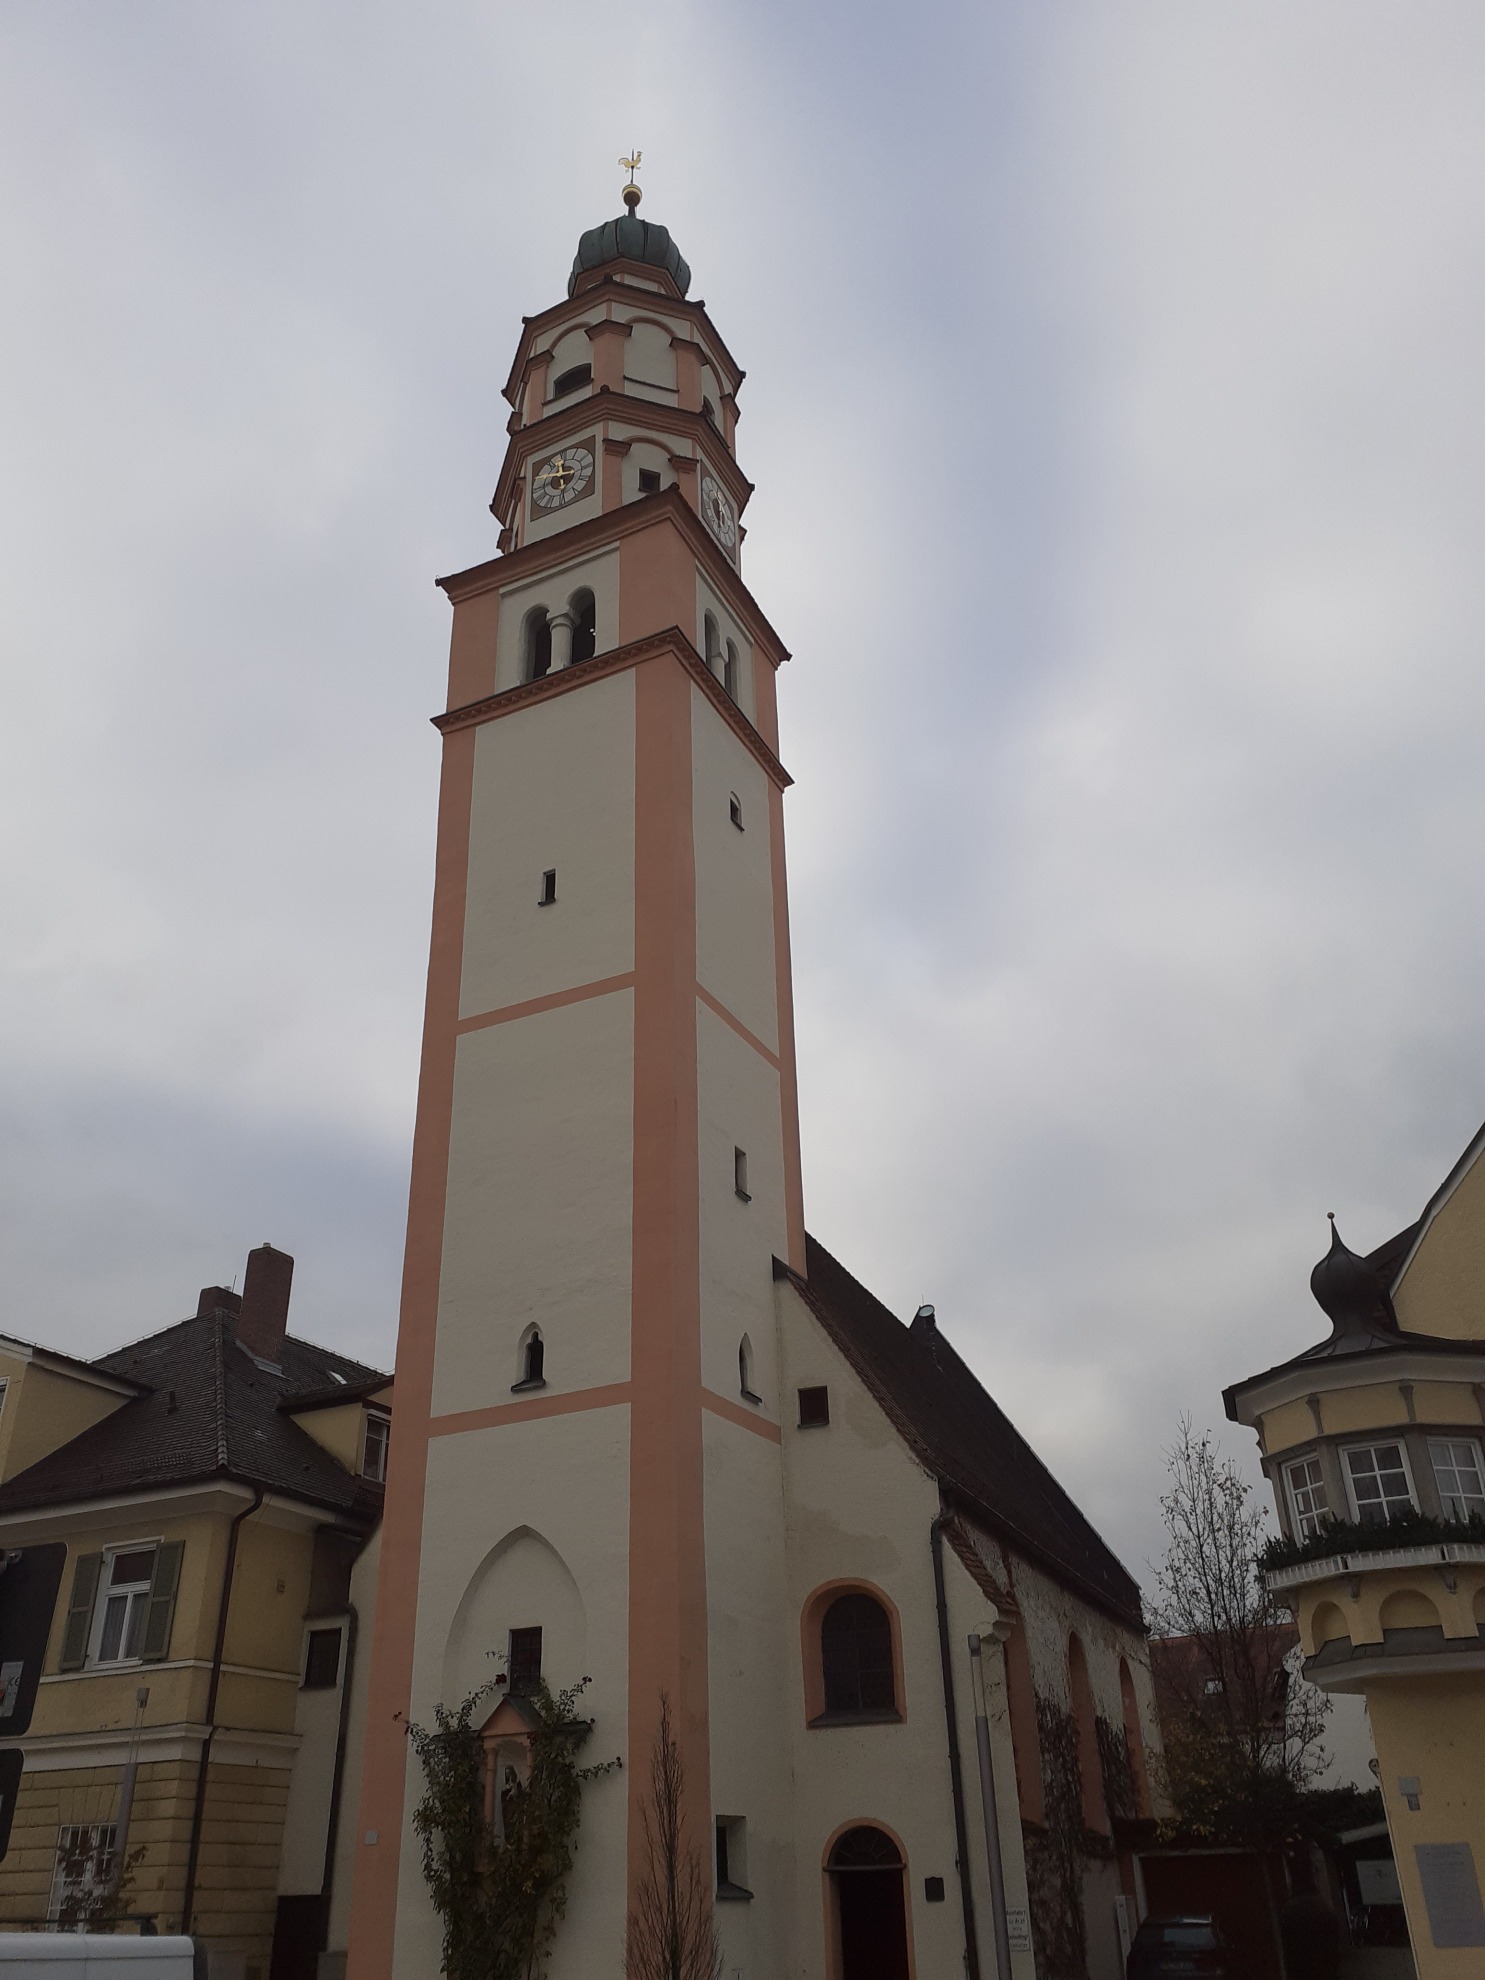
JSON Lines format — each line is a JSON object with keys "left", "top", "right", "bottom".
{"left": 514, "top": 1330, "right": 545, "bottom": 1391}
{"left": 638, "top": 468, "right": 662, "bottom": 495}
{"left": 798, "top": 1385, "right": 830, "bottom": 1428}
{"left": 508, "top": 1626, "right": 543, "bottom": 1697}
{"left": 724, "top": 641, "right": 739, "bottom": 702}
{"left": 539, "top": 869, "right": 557, "bottom": 906}
{"left": 729, "top": 793, "right": 744, "bottom": 831}
{"left": 739, "top": 1336, "right": 761, "bottom": 1406}
{"left": 734, "top": 1147, "right": 750, "bottom": 1202}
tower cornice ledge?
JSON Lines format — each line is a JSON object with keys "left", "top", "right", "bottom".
{"left": 439, "top": 485, "right": 791, "bottom": 668}
{"left": 431, "top": 624, "right": 794, "bottom": 792}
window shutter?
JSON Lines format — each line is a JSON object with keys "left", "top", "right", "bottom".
{"left": 59, "top": 1552, "right": 103, "bottom": 1671}
{"left": 138, "top": 1542, "right": 184, "bottom": 1663}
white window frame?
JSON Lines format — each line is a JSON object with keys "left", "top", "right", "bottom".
{"left": 1283, "top": 1453, "right": 1330, "bottom": 1539}
{"left": 362, "top": 1410, "right": 390, "bottom": 1484}
{"left": 1428, "top": 1436, "right": 1485, "bottom": 1521}
{"left": 87, "top": 1541, "right": 158, "bottom": 1669}
{"left": 50, "top": 1821, "right": 117, "bottom": 1928}
{"left": 1340, "top": 1440, "right": 1417, "bottom": 1525}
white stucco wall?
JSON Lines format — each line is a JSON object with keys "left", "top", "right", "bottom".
{"left": 432, "top": 992, "right": 635, "bottom": 1416}
{"left": 460, "top": 663, "right": 634, "bottom": 1015}
{"left": 394, "top": 1409, "right": 631, "bottom": 1980}
{"left": 691, "top": 685, "right": 777, "bottom": 1056}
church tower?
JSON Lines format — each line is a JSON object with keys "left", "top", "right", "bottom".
{"left": 347, "top": 187, "right": 806, "bottom": 1976}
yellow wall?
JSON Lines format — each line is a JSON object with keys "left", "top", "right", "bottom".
{"left": 290, "top": 1391, "right": 390, "bottom": 1473}
{"left": 1394, "top": 1155, "right": 1485, "bottom": 1340}
{"left": 1259, "top": 1398, "right": 1316, "bottom": 1456}
{"left": 1295, "top": 1566, "right": 1485, "bottom": 1652}
{"left": 1366, "top": 1675, "right": 1485, "bottom": 1977}
{"left": 0, "top": 1359, "right": 130, "bottom": 1483}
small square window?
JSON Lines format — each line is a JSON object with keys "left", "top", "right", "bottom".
{"left": 508, "top": 1626, "right": 543, "bottom": 1697}
{"left": 798, "top": 1386, "right": 830, "bottom": 1428}
{"left": 303, "top": 1627, "right": 342, "bottom": 1690}
{"left": 638, "top": 469, "right": 662, "bottom": 495}
{"left": 539, "top": 869, "right": 558, "bottom": 907}
{"left": 924, "top": 1876, "right": 946, "bottom": 1903}
{"left": 729, "top": 793, "right": 744, "bottom": 831}
{"left": 734, "top": 1148, "right": 750, "bottom": 1202}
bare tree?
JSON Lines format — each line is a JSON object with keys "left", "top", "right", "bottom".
{"left": 626, "top": 1693, "right": 721, "bottom": 1980}
{"left": 1151, "top": 1419, "right": 1330, "bottom": 1839}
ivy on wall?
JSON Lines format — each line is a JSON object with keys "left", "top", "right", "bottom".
{"left": 406, "top": 1675, "right": 618, "bottom": 1980}
{"left": 1095, "top": 1714, "right": 1137, "bottom": 1826}
{"left": 1024, "top": 1694, "right": 1088, "bottom": 1980}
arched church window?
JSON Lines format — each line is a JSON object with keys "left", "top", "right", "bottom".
{"left": 739, "top": 1335, "right": 761, "bottom": 1405}
{"left": 702, "top": 395, "right": 718, "bottom": 426}
{"left": 821, "top": 1593, "right": 897, "bottom": 1718}
{"left": 1068, "top": 1632, "right": 1110, "bottom": 1833}
{"left": 550, "top": 363, "right": 591, "bottom": 399}
{"left": 525, "top": 608, "right": 552, "bottom": 682}
{"left": 568, "top": 589, "right": 597, "bottom": 666}
{"left": 724, "top": 640, "right": 739, "bottom": 703}
{"left": 513, "top": 1327, "right": 545, "bottom": 1392}
{"left": 703, "top": 613, "right": 722, "bottom": 677}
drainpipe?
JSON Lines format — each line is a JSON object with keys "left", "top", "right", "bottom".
{"left": 181, "top": 1487, "right": 263, "bottom": 1932}
{"left": 968, "top": 1632, "right": 1014, "bottom": 1980}
{"left": 931, "top": 1515, "right": 981, "bottom": 1980}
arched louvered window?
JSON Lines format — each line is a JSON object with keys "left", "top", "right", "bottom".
{"left": 569, "top": 589, "right": 597, "bottom": 665}
{"left": 525, "top": 608, "right": 552, "bottom": 682}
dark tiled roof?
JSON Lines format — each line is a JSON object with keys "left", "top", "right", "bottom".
{"left": 0, "top": 1312, "right": 389, "bottom": 1519}
{"left": 789, "top": 1235, "right": 1145, "bottom": 1630}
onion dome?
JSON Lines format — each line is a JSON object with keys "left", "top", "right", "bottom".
{"left": 568, "top": 188, "right": 691, "bottom": 298}
{"left": 1309, "top": 1214, "right": 1397, "bottom": 1338}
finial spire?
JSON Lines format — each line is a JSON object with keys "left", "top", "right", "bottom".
{"left": 619, "top": 150, "right": 643, "bottom": 213}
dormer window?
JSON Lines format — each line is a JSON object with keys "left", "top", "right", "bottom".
{"left": 362, "top": 1411, "right": 390, "bottom": 1483}
{"left": 550, "top": 363, "right": 592, "bottom": 399}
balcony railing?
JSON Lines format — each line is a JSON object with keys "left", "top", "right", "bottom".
{"left": 1260, "top": 1509, "right": 1485, "bottom": 1587}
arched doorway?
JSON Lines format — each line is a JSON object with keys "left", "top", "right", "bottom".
{"left": 828, "top": 1826, "right": 910, "bottom": 1980}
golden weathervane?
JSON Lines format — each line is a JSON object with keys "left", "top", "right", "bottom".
{"left": 619, "top": 150, "right": 643, "bottom": 212}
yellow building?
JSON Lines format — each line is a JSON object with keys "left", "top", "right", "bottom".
{"left": 0, "top": 1243, "right": 390, "bottom": 1980}
{"left": 1225, "top": 1126, "right": 1485, "bottom": 1972}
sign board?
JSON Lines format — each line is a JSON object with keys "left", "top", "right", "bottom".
{"left": 1416, "top": 1842, "right": 1485, "bottom": 1948}
{"left": 1356, "top": 1857, "right": 1402, "bottom": 1906}
{"left": 1005, "top": 1904, "right": 1032, "bottom": 1953}
{"left": 0, "top": 1749, "right": 22, "bottom": 1863}
{"left": 0, "top": 1543, "right": 67, "bottom": 1738}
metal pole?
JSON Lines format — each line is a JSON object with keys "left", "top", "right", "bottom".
{"left": 113, "top": 1686, "right": 149, "bottom": 1893}
{"left": 968, "top": 1634, "right": 1014, "bottom": 1980}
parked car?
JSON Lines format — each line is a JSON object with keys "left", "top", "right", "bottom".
{"left": 1126, "top": 1915, "right": 1235, "bottom": 1980}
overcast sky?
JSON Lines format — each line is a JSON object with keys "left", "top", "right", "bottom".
{"left": 4, "top": 2, "right": 1485, "bottom": 1583}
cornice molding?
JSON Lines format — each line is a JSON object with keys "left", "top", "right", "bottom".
{"left": 492, "top": 388, "right": 752, "bottom": 523}
{"left": 503, "top": 277, "right": 745, "bottom": 407}
{"left": 439, "top": 487, "right": 792, "bottom": 669}
{"left": 1225, "top": 1345, "right": 1485, "bottom": 1425}
{"left": 432, "top": 626, "right": 792, "bottom": 792}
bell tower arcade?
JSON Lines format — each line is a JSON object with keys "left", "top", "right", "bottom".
{"left": 347, "top": 191, "right": 805, "bottom": 1978}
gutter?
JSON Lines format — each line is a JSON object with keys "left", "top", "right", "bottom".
{"left": 931, "top": 1514, "right": 980, "bottom": 1980}
{"left": 181, "top": 1486, "right": 263, "bottom": 1931}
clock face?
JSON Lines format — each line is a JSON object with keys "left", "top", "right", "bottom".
{"left": 700, "top": 473, "right": 737, "bottom": 551}
{"left": 531, "top": 441, "right": 595, "bottom": 512}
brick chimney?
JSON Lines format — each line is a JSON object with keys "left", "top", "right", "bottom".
{"left": 196, "top": 1285, "right": 242, "bottom": 1318}
{"left": 237, "top": 1244, "right": 294, "bottom": 1364}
